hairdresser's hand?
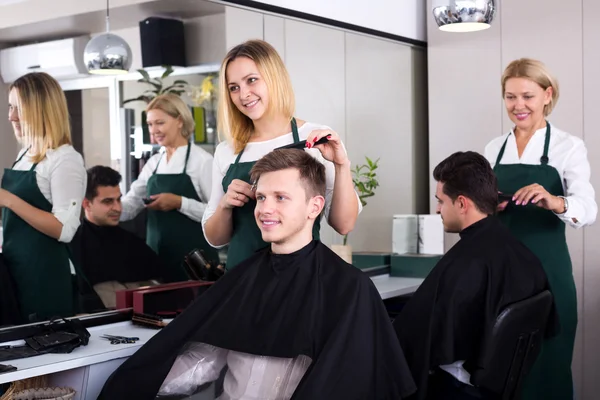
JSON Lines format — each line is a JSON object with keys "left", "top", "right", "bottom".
{"left": 220, "top": 179, "right": 255, "bottom": 209}
{"left": 305, "top": 129, "right": 349, "bottom": 167}
{"left": 146, "top": 193, "right": 182, "bottom": 211}
{"left": 513, "top": 183, "right": 564, "bottom": 212}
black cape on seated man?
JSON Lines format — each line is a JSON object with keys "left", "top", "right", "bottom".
{"left": 98, "top": 149, "right": 416, "bottom": 400}
{"left": 393, "top": 151, "right": 558, "bottom": 400}
{"left": 70, "top": 166, "right": 167, "bottom": 311}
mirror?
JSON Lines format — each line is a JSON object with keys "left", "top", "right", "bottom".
{"left": 65, "top": 88, "right": 112, "bottom": 169}
{"left": 121, "top": 71, "right": 220, "bottom": 191}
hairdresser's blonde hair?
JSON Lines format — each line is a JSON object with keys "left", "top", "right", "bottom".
{"left": 147, "top": 93, "right": 195, "bottom": 139}
{"left": 9, "top": 72, "right": 72, "bottom": 163}
{"left": 218, "top": 40, "right": 295, "bottom": 154}
{"left": 501, "top": 58, "right": 560, "bottom": 116}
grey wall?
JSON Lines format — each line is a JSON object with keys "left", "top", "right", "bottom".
{"left": 427, "top": 0, "right": 600, "bottom": 397}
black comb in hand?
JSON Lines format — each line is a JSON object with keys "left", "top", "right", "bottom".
{"left": 275, "top": 136, "right": 329, "bottom": 150}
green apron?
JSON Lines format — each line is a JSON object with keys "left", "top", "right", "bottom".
{"left": 1, "top": 151, "right": 74, "bottom": 322}
{"left": 146, "top": 143, "right": 219, "bottom": 282}
{"left": 222, "top": 118, "right": 321, "bottom": 269}
{"left": 494, "top": 122, "right": 576, "bottom": 399}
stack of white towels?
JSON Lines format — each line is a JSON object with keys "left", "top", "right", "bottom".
{"left": 392, "top": 215, "right": 444, "bottom": 255}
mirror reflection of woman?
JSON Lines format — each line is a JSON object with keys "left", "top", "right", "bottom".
{"left": 120, "top": 94, "right": 217, "bottom": 282}
{"left": 202, "top": 40, "right": 362, "bottom": 269}
{"left": 2, "top": 72, "right": 87, "bottom": 322}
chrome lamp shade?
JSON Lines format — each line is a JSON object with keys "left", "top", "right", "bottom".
{"left": 432, "top": 0, "right": 496, "bottom": 32}
{"left": 83, "top": 32, "right": 132, "bottom": 75}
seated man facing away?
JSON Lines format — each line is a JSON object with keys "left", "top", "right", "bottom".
{"left": 70, "top": 166, "right": 166, "bottom": 310}
{"left": 98, "top": 149, "right": 416, "bottom": 400}
{"left": 393, "top": 151, "right": 557, "bottom": 400}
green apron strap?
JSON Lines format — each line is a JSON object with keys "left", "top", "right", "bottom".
{"left": 153, "top": 152, "right": 164, "bottom": 174}
{"left": 233, "top": 118, "right": 299, "bottom": 165}
{"left": 495, "top": 135, "right": 510, "bottom": 166}
{"left": 182, "top": 142, "right": 192, "bottom": 174}
{"left": 541, "top": 122, "right": 551, "bottom": 165}
{"left": 12, "top": 148, "right": 29, "bottom": 168}
{"left": 154, "top": 143, "right": 192, "bottom": 174}
{"left": 291, "top": 117, "right": 299, "bottom": 142}
{"left": 233, "top": 146, "right": 245, "bottom": 165}
{"left": 496, "top": 122, "right": 552, "bottom": 166}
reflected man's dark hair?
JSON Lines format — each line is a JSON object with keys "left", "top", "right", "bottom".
{"left": 433, "top": 151, "right": 498, "bottom": 215}
{"left": 86, "top": 166, "right": 122, "bottom": 200}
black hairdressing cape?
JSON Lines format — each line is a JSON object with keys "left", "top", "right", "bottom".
{"left": 98, "top": 240, "right": 416, "bottom": 399}
{"left": 0, "top": 254, "right": 21, "bottom": 326}
{"left": 393, "top": 216, "right": 558, "bottom": 399}
{"left": 69, "top": 219, "right": 167, "bottom": 312}
{"left": 70, "top": 219, "right": 166, "bottom": 286}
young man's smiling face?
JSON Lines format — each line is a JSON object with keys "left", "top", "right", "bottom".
{"left": 254, "top": 167, "right": 323, "bottom": 250}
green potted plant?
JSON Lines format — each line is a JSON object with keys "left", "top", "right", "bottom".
{"left": 122, "top": 66, "right": 188, "bottom": 144}
{"left": 123, "top": 65, "right": 188, "bottom": 104}
{"left": 331, "top": 156, "right": 380, "bottom": 264}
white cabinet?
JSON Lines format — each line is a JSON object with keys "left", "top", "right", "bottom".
{"left": 225, "top": 7, "right": 264, "bottom": 51}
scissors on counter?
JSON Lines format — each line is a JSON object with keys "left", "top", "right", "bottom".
{"left": 100, "top": 334, "right": 140, "bottom": 345}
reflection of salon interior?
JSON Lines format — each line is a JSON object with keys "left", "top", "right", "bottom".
{"left": 0, "top": 0, "right": 434, "bottom": 398}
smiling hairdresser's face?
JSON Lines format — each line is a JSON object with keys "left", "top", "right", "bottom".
{"left": 226, "top": 56, "right": 270, "bottom": 121}
{"left": 503, "top": 77, "right": 552, "bottom": 132}
{"left": 146, "top": 109, "right": 183, "bottom": 148}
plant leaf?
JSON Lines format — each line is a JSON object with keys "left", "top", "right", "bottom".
{"left": 163, "top": 83, "right": 187, "bottom": 92}
{"left": 168, "top": 89, "right": 186, "bottom": 96}
{"left": 161, "top": 65, "right": 174, "bottom": 79}
{"left": 123, "top": 95, "right": 152, "bottom": 105}
{"left": 138, "top": 69, "right": 151, "bottom": 81}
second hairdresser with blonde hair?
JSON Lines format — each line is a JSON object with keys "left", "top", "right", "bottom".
{"left": 202, "top": 39, "right": 362, "bottom": 269}
{"left": 484, "top": 58, "right": 597, "bottom": 399}
{"left": 120, "top": 93, "right": 217, "bottom": 282}
{"left": 2, "top": 72, "right": 86, "bottom": 322}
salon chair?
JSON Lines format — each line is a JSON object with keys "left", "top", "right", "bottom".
{"left": 470, "top": 290, "right": 554, "bottom": 400}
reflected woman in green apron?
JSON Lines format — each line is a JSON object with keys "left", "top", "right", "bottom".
{"left": 485, "top": 58, "right": 597, "bottom": 399}
{"left": 120, "top": 94, "right": 218, "bottom": 282}
{"left": 1, "top": 72, "right": 87, "bottom": 322}
{"left": 201, "top": 40, "right": 362, "bottom": 270}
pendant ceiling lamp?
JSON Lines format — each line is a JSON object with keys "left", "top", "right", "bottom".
{"left": 432, "top": 0, "right": 496, "bottom": 33}
{"left": 83, "top": 0, "right": 132, "bottom": 74}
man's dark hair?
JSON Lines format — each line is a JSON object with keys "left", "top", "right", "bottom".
{"left": 86, "top": 166, "right": 122, "bottom": 200}
{"left": 433, "top": 151, "right": 498, "bottom": 215}
{"left": 250, "top": 149, "right": 326, "bottom": 199}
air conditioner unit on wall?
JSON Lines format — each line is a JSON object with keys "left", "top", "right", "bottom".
{"left": 0, "top": 36, "right": 90, "bottom": 84}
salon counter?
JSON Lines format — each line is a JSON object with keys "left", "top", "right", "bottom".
{"left": 371, "top": 274, "right": 423, "bottom": 300}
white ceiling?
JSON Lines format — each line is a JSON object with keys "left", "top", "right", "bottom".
{"left": 0, "top": 0, "right": 224, "bottom": 44}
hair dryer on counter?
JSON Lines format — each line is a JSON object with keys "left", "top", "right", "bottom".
{"left": 184, "top": 249, "right": 224, "bottom": 282}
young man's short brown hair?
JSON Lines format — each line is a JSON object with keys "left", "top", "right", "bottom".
{"left": 250, "top": 149, "right": 326, "bottom": 199}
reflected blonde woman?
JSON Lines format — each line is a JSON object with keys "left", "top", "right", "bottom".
{"left": 120, "top": 93, "right": 217, "bottom": 282}
{"left": 1, "top": 72, "right": 86, "bottom": 322}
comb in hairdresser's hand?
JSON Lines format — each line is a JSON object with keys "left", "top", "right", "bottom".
{"left": 275, "top": 136, "right": 329, "bottom": 150}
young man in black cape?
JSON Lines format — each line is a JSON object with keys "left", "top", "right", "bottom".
{"left": 98, "top": 148, "right": 416, "bottom": 399}
{"left": 70, "top": 166, "right": 166, "bottom": 311}
{"left": 393, "top": 151, "right": 556, "bottom": 400}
